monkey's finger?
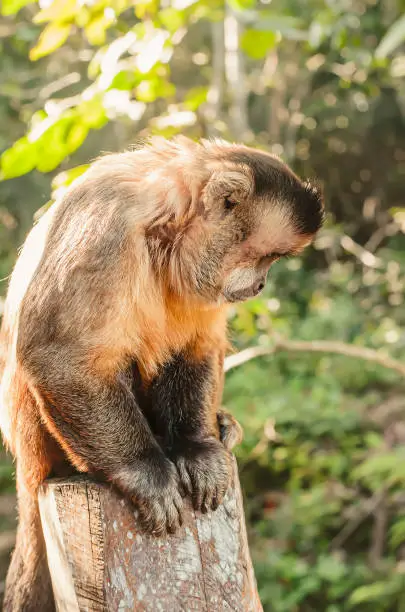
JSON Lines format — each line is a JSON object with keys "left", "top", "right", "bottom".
{"left": 211, "top": 492, "right": 219, "bottom": 511}
{"left": 166, "top": 502, "right": 182, "bottom": 534}
{"left": 178, "top": 481, "right": 187, "bottom": 498}
{"left": 192, "top": 478, "right": 206, "bottom": 511}
{"left": 213, "top": 481, "right": 227, "bottom": 510}
{"left": 140, "top": 501, "right": 166, "bottom": 536}
{"left": 176, "top": 460, "right": 192, "bottom": 496}
{"left": 169, "top": 491, "right": 184, "bottom": 530}
{"left": 172, "top": 467, "right": 187, "bottom": 498}
{"left": 201, "top": 487, "right": 215, "bottom": 514}
{"left": 215, "top": 475, "right": 230, "bottom": 508}
{"left": 173, "top": 490, "right": 184, "bottom": 516}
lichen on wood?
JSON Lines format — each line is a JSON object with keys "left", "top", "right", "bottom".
{"left": 39, "top": 457, "right": 263, "bottom": 611}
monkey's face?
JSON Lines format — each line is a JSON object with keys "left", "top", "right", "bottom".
{"left": 196, "top": 147, "right": 324, "bottom": 304}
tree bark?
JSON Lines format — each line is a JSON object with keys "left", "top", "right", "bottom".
{"left": 38, "top": 456, "right": 263, "bottom": 612}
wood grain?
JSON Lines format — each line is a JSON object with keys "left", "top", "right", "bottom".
{"left": 38, "top": 457, "right": 263, "bottom": 612}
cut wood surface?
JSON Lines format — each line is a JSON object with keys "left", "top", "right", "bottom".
{"left": 38, "top": 457, "right": 263, "bottom": 612}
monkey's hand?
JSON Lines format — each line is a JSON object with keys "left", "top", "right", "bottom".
{"left": 170, "top": 438, "right": 232, "bottom": 513}
{"left": 217, "top": 409, "right": 244, "bottom": 450}
{"left": 114, "top": 449, "right": 183, "bottom": 536}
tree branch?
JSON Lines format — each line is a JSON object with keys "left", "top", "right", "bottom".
{"left": 224, "top": 338, "right": 405, "bottom": 377}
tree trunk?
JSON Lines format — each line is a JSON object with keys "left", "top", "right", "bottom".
{"left": 38, "top": 456, "right": 263, "bottom": 612}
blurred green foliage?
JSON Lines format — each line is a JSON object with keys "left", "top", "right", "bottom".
{"left": 1, "top": 0, "right": 405, "bottom": 609}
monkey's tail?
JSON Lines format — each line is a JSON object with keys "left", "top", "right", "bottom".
{"left": 3, "top": 388, "right": 55, "bottom": 612}
{"left": 3, "top": 482, "right": 55, "bottom": 612}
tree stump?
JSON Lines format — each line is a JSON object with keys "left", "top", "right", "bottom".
{"left": 38, "top": 457, "right": 263, "bottom": 612}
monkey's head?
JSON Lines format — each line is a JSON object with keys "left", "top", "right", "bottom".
{"left": 134, "top": 137, "right": 324, "bottom": 305}
{"left": 197, "top": 145, "right": 324, "bottom": 304}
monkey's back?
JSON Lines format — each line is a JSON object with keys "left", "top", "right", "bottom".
{"left": 0, "top": 205, "right": 57, "bottom": 448}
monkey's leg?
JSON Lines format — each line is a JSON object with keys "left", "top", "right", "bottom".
{"left": 147, "top": 352, "right": 235, "bottom": 513}
{"left": 24, "top": 352, "right": 183, "bottom": 535}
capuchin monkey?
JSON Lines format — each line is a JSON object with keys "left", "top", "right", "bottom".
{"left": 0, "top": 136, "right": 324, "bottom": 610}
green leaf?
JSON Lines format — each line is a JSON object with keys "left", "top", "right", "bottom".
{"left": 52, "top": 164, "right": 89, "bottom": 190}
{"left": 227, "top": 0, "right": 256, "bottom": 10}
{"left": 158, "top": 8, "right": 186, "bottom": 33}
{"left": 184, "top": 86, "right": 208, "bottom": 111}
{"left": 1, "top": 0, "right": 33, "bottom": 16}
{"left": 0, "top": 137, "right": 37, "bottom": 180}
{"left": 241, "top": 29, "right": 278, "bottom": 59}
{"left": 315, "top": 555, "right": 346, "bottom": 583}
{"left": 79, "top": 98, "right": 107, "bottom": 129}
{"left": 30, "top": 23, "right": 72, "bottom": 61}
{"left": 349, "top": 581, "right": 401, "bottom": 605}
{"left": 66, "top": 122, "right": 89, "bottom": 154}
{"left": 35, "top": 119, "right": 72, "bottom": 172}
{"left": 110, "top": 70, "right": 140, "bottom": 91}
{"left": 390, "top": 518, "right": 405, "bottom": 549}
{"left": 134, "top": 0, "right": 159, "bottom": 20}
{"left": 33, "top": 0, "right": 78, "bottom": 24}
{"left": 251, "top": 15, "right": 308, "bottom": 41}
{"left": 135, "top": 79, "right": 175, "bottom": 103}
{"left": 85, "top": 11, "right": 116, "bottom": 46}
{"left": 352, "top": 450, "right": 405, "bottom": 488}
{"left": 375, "top": 14, "right": 405, "bottom": 58}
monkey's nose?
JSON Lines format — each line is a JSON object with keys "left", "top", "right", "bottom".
{"left": 253, "top": 279, "right": 266, "bottom": 295}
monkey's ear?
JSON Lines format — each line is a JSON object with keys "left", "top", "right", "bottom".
{"left": 202, "top": 167, "right": 253, "bottom": 208}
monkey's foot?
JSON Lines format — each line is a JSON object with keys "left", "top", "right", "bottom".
{"left": 171, "top": 438, "right": 232, "bottom": 513}
{"left": 114, "top": 450, "right": 183, "bottom": 536}
{"left": 217, "top": 409, "right": 244, "bottom": 450}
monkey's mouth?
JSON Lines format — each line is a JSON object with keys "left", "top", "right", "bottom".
{"left": 222, "top": 281, "right": 266, "bottom": 303}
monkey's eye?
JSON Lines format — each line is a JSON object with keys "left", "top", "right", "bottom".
{"left": 224, "top": 196, "right": 238, "bottom": 211}
{"left": 266, "top": 253, "right": 281, "bottom": 262}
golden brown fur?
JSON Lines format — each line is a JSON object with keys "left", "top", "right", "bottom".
{"left": 0, "top": 137, "right": 324, "bottom": 610}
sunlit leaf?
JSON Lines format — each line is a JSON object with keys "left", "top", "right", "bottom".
{"left": 135, "top": 78, "right": 175, "bottom": 102}
{"left": 79, "top": 98, "right": 108, "bottom": 129}
{"left": 35, "top": 118, "right": 72, "bottom": 172}
{"left": 1, "top": 0, "right": 33, "bottom": 16}
{"left": 110, "top": 70, "right": 140, "bottom": 91}
{"left": 30, "top": 23, "right": 72, "bottom": 61}
{"left": 241, "top": 29, "right": 278, "bottom": 59}
{"left": 184, "top": 86, "right": 208, "bottom": 111}
{"left": 110, "top": 0, "right": 130, "bottom": 14}
{"left": 66, "top": 122, "right": 89, "bottom": 153}
{"left": 85, "top": 10, "right": 116, "bottom": 46}
{"left": 375, "top": 14, "right": 405, "bottom": 58}
{"left": 0, "top": 137, "right": 37, "bottom": 180}
{"left": 52, "top": 164, "right": 89, "bottom": 189}
{"left": 227, "top": 0, "right": 256, "bottom": 10}
{"left": 158, "top": 8, "right": 186, "bottom": 33}
{"left": 33, "top": 0, "right": 78, "bottom": 24}
{"left": 135, "top": 0, "right": 159, "bottom": 20}
{"left": 252, "top": 14, "right": 308, "bottom": 41}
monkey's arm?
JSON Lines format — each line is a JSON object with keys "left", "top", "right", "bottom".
{"left": 147, "top": 350, "right": 240, "bottom": 512}
{"left": 20, "top": 346, "right": 183, "bottom": 535}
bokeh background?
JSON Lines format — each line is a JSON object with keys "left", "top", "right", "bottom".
{"left": 1, "top": 0, "right": 405, "bottom": 609}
